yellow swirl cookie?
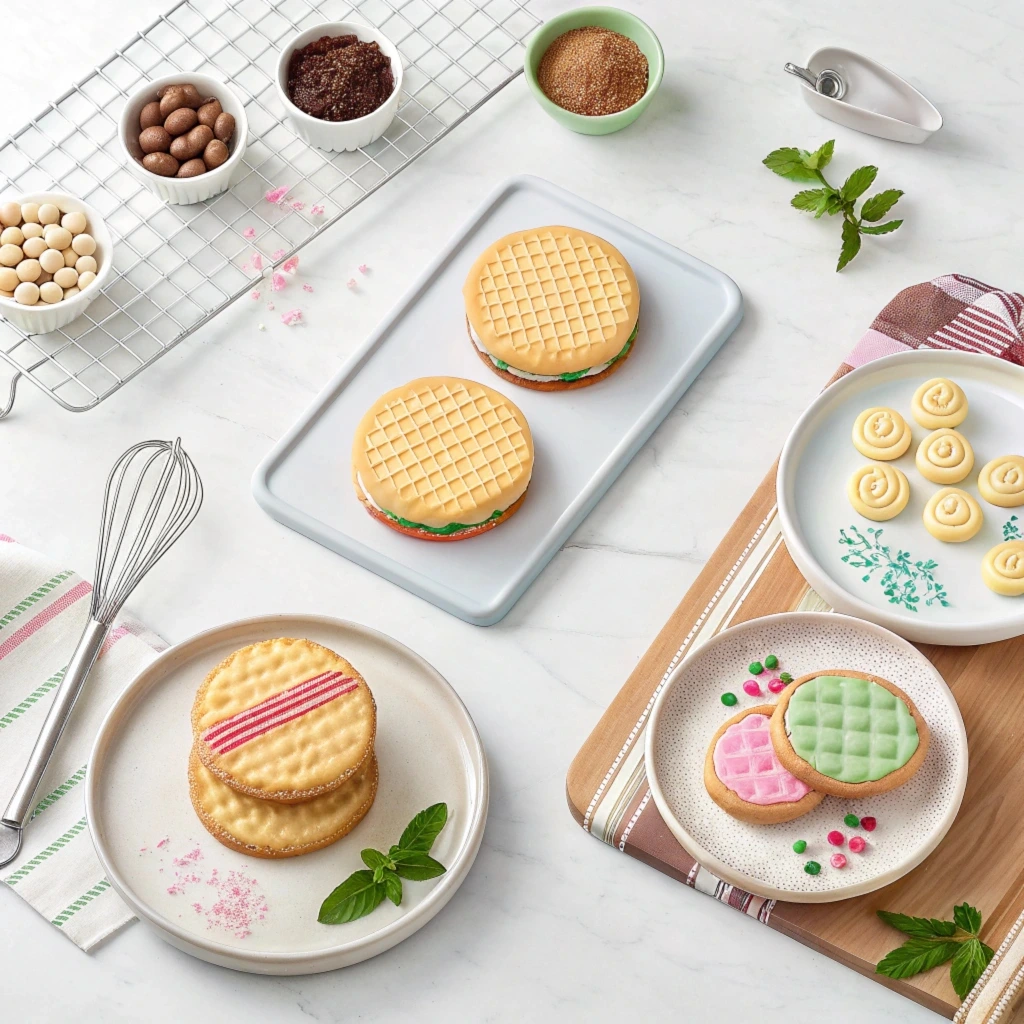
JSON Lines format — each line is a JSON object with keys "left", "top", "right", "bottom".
{"left": 981, "top": 540, "right": 1024, "bottom": 596}
{"left": 915, "top": 428, "right": 974, "bottom": 484}
{"left": 923, "top": 487, "right": 984, "bottom": 542}
{"left": 848, "top": 464, "right": 910, "bottom": 521}
{"left": 911, "top": 377, "right": 968, "bottom": 429}
{"left": 852, "top": 407, "right": 912, "bottom": 461}
{"left": 978, "top": 455, "right": 1024, "bottom": 508}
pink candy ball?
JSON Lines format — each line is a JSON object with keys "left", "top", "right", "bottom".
{"left": 827, "top": 830, "right": 844, "bottom": 847}
{"left": 767, "top": 677, "right": 785, "bottom": 694}
{"left": 830, "top": 854, "right": 847, "bottom": 869}
{"left": 849, "top": 836, "right": 867, "bottom": 854}
{"left": 742, "top": 679, "right": 762, "bottom": 696}
{"left": 861, "top": 816, "right": 877, "bottom": 832}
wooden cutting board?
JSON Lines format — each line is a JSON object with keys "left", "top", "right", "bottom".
{"left": 567, "top": 360, "right": 1024, "bottom": 1021}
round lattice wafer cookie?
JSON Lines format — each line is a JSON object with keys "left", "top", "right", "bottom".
{"left": 192, "top": 638, "right": 376, "bottom": 802}
{"left": 189, "top": 749, "right": 378, "bottom": 859}
{"left": 463, "top": 225, "right": 639, "bottom": 383}
{"left": 352, "top": 376, "right": 534, "bottom": 539}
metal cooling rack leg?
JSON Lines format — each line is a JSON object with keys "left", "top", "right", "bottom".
{"left": 0, "top": 372, "right": 21, "bottom": 421}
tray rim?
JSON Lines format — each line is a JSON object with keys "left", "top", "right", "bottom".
{"left": 84, "top": 612, "right": 489, "bottom": 974}
{"left": 777, "top": 349, "right": 1024, "bottom": 646}
{"left": 250, "top": 173, "right": 744, "bottom": 625}
{"left": 644, "top": 610, "right": 969, "bottom": 904}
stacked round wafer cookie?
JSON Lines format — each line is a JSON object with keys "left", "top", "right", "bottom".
{"left": 188, "top": 637, "right": 378, "bottom": 858}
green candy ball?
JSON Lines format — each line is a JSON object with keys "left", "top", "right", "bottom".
{"left": 844, "top": 813, "right": 860, "bottom": 828}
{"left": 721, "top": 692, "right": 738, "bottom": 706}
{"left": 748, "top": 661, "right": 764, "bottom": 675}
{"left": 804, "top": 860, "right": 821, "bottom": 875}
{"left": 792, "top": 840, "right": 807, "bottom": 854}
{"left": 765, "top": 655, "right": 779, "bottom": 670}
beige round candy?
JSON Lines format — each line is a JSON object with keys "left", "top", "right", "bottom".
{"left": 21, "top": 222, "right": 43, "bottom": 239}
{"left": 915, "top": 428, "right": 974, "bottom": 485}
{"left": 39, "top": 281, "right": 62, "bottom": 303}
{"left": 61, "top": 211, "right": 87, "bottom": 235}
{"left": 0, "top": 267, "right": 17, "bottom": 291}
{"left": 0, "top": 202, "right": 22, "bottom": 227}
{"left": 62, "top": 285, "right": 80, "bottom": 298}
{"left": 77, "top": 270, "right": 96, "bottom": 290}
{"left": 848, "top": 463, "right": 910, "bottom": 521}
{"left": 21, "top": 236, "right": 46, "bottom": 259}
{"left": 71, "top": 233, "right": 96, "bottom": 257}
{"left": 0, "top": 226, "right": 24, "bottom": 247}
{"left": 14, "top": 281, "right": 39, "bottom": 304}
{"left": 39, "top": 248, "right": 65, "bottom": 274}
{"left": 44, "top": 226, "right": 72, "bottom": 252}
{"left": 20, "top": 202, "right": 39, "bottom": 224}
{"left": 923, "top": 487, "right": 984, "bottom": 543}
{"left": 0, "top": 243, "right": 23, "bottom": 266}
{"left": 982, "top": 540, "right": 1024, "bottom": 596}
{"left": 74, "top": 254, "right": 97, "bottom": 274}
{"left": 62, "top": 248, "right": 78, "bottom": 267}
{"left": 53, "top": 266, "right": 78, "bottom": 289}
{"left": 37, "top": 203, "right": 60, "bottom": 225}
{"left": 16, "top": 259, "right": 40, "bottom": 282}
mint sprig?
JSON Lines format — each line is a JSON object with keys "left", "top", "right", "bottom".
{"left": 876, "top": 902, "right": 994, "bottom": 1000}
{"left": 318, "top": 803, "right": 448, "bottom": 925}
{"left": 762, "top": 141, "right": 904, "bottom": 271}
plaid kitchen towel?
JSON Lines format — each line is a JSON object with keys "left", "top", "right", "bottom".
{"left": 0, "top": 534, "right": 165, "bottom": 950}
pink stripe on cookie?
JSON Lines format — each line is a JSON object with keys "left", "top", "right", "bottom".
{"left": 713, "top": 713, "right": 811, "bottom": 805}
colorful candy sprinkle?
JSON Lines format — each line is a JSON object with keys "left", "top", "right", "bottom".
{"left": 720, "top": 692, "right": 738, "bottom": 706}
{"left": 792, "top": 840, "right": 807, "bottom": 854}
{"left": 742, "top": 679, "right": 762, "bottom": 697}
{"left": 767, "top": 677, "right": 786, "bottom": 694}
{"left": 779, "top": 672, "right": 793, "bottom": 684}
{"left": 749, "top": 661, "right": 764, "bottom": 675}
{"left": 861, "top": 816, "right": 877, "bottom": 832}
{"left": 765, "top": 655, "right": 779, "bottom": 670}
{"left": 804, "top": 860, "right": 821, "bottom": 875}
{"left": 849, "top": 836, "right": 866, "bottom": 854}
{"left": 844, "top": 814, "right": 860, "bottom": 828}
{"left": 827, "top": 830, "right": 844, "bottom": 847}
{"left": 830, "top": 854, "right": 847, "bottom": 869}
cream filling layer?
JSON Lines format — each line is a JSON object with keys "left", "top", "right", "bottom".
{"left": 468, "top": 322, "right": 626, "bottom": 382}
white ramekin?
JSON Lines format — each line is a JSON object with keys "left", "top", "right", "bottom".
{"left": 0, "top": 191, "right": 114, "bottom": 335}
{"left": 276, "top": 22, "right": 403, "bottom": 152}
{"left": 119, "top": 72, "right": 248, "bottom": 206}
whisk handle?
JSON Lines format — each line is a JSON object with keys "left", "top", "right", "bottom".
{"left": 2, "top": 618, "right": 108, "bottom": 829}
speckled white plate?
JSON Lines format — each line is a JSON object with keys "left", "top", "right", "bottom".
{"left": 85, "top": 614, "right": 487, "bottom": 974}
{"left": 645, "top": 612, "right": 967, "bottom": 903}
{"left": 778, "top": 350, "right": 1024, "bottom": 645}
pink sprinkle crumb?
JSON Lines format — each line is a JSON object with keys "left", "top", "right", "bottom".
{"left": 347, "top": 278, "right": 356, "bottom": 289}
{"left": 830, "top": 854, "right": 847, "bottom": 869}
{"left": 267, "top": 302, "right": 275, "bottom": 311}
{"left": 271, "top": 248, "right": 286, "bottom": 261}
{"left": 251, "top": 253, "right": 263, "bottom": 271}
{"left": 192, "top": 903, "right": 203, "bottom": 913}
{"left": 311, "top": 204, "right": 325, "bottom": 215}
{"left": 291, "top": 201, "right": 305, "bottom": 211}
{"left": 849, "top": 836, "right": 867, "bottom": 854}
{"left": 358, "top": 264, "right": 368, "bottom": 274}
{"left": 281, "top": 256, "right": 299, "bottom": 273}
{"left": 242, "top": 227, "right": 256, "bottom": 239}
{"left": 265, "top": 185, "right": 290, "bottom": 205}
{"left": 250, "top": 290, "right": 260, "bottom": 301}
{"left": 281, "top": 308, "right": 303, "bottom": 326}
{"left": 272, "top": 271, "right": 287, "bottom": 292}
{"left": 139, "top": 846, "right": 148, "bottom": 853}
{"left": 302, "top": 283, "right": 314, "bottom": 292}
{"left": 241, "top": 261, "right": 250, "bottom": 272}
{"left": 157, "top": 837, "right": 168, "bottom": 848}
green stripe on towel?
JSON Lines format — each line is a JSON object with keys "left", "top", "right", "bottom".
{"left": 52, "top": 879, "right": 112, "bottom": 927}
{"left": 0, "top": 571, "right": 76, "bottom": 631}
{"left": 5, "top": 816, "right": 88, "bottom": 886}
{"left": 31, "top": 764, "right": 88, "bottom": 821}
{"left": 0, "top": 668, "right": 65, "bottom": 729}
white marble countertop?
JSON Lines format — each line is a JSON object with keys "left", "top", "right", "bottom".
{"left": 1, "top": 0, "right": 1018, "bottom": 1020}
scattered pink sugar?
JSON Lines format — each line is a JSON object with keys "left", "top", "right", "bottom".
{"left": 311, "top": 204, "right": 325, "bottom": 216}
{"left": 281, "top": 308, "right": 303, "bottom": 326}
{"left": 251, "top": 253, "right": 264, "bottom": 271}
{"left": 241, "top": 262, "right": 250, "bottom": 272}
{"left": 302, "top": 283, "right": 314, "bottom": 293}
{"left": 291, "top": 201, "right": 305, "bottom": 211}
{"left": 347, "top": 278, "right": 356, "bottom": 289}
{"left": 157, "top": 837, "right": 168, "bottom": 848}
{"left": 173, "top": 847, "right": 203, "bottom": 867}
{"left": 271, "top": 248, "right": 286, "bottom": 261}
{"left": 272, "top": 271, "right": 287, "bottom": 292}
{"left": 139, "top": 846, "right": 148, "bottom": 853}
{"left": 192, "top": 903, "right": 203, "bottom": 913}
{"left": 250, "top": 290, "right": 260, "bottom": 301}
{"left": 242, "top": 226, "right": 256, "bottom": 240}
{"left": 266, "top": 302, "right": 275, "bottom": 311}
{"left": 358, "top": 264, "right": 369, "bottom": 274}
{"left": 281, "top": 256, "right": 299, "bottom": 273}
{"left": 264, "top": 185, "right": 290, "bottom": 205}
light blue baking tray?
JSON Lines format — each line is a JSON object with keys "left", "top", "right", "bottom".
{"left": 252, "top": 175, "right": 743, "bottom": 625}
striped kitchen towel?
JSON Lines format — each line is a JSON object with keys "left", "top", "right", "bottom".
{"left": 0, "top": 534, "right": 165, "bottom": 950}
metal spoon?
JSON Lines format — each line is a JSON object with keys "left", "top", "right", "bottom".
{"left": 785, "top": 62, "right": 846, "bottom": 101}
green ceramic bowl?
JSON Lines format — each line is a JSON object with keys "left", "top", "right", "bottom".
{"left": 524, "top": 6, "right": 664, "bottom": 135}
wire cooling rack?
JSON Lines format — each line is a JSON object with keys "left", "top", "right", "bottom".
{"left": 0, "top": 0, "right": 538, "bottom": 418}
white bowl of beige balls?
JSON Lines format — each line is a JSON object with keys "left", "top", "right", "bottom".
{"left": 119, "top": 72, "right": 248, "bottom": 206}
{"left": 0, "top": 192, "right": 111, "bottom": 335}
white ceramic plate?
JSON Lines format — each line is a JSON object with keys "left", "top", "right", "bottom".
{"left": 85, "top": 614, "right": 487, "bottom": 974}
{"left": 645, "top": 612, "right": 967, "bottom": 903}
{"left": 778, "top": 350, "right": 1024, "bottom": 645}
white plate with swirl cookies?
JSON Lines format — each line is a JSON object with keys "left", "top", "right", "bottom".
{"left": 86, "top": 614, "right": 487, "bottom": 974}
{"left": 778, "top": 351, "right": 1024, "bottom": 645}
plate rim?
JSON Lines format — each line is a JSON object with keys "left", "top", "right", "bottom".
{"left": 777, "top": 349, "right": 1024, "bottom": 645}
{"left": 644, "top": 610, "right": 968, "bottom": 903}
{"left": 84, "top": 612, "right": 489, "bottom": 972}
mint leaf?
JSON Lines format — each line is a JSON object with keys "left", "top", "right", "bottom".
{"left": 791, "top": 188, "right": 828, "bottom": 213}
{"left": 318, "top": 870, "right": 386, "bottom": 924}
{"left": 860, "top": 220, "right": 903, "bottom": 235}
{"left": 391, "top": 850, "right": 447, "bottom": 881}
{"left": 763, "top": 147, "right": 821, "bottom": 182}
{"left": 953, "top": 903, "right": 983, "bottom": 936}
{"left": 842, "top": 165, "right": 878, "bottom": 201}
{"left": 806, "top": 139, "right": 834, "bottom": 170}
{"left": 398, "top": 803, "right": 448, "bottom": 853}
{"left": 861, "top": 188, "right": 903, "bottom": 221}
{"left": 950, "top": 938, "right": 994, "bottom": 999}
{"left": 383, "top": 870, "right": 403, "bottom": 906}
{"left": 876, "top": 938, "right": 962, "bottom": 980}
{"left": 877, "top": 910, "right": 957, "bottom": 939}
{"left": 837, "top": 219, "right": 861, "bottom": 271}
{"left": 361, "top": 848, "right": 390, "bottom": 871}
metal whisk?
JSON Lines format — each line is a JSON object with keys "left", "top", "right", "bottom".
{"left": 0, "top": 439, "right": 202, "bottom": 867}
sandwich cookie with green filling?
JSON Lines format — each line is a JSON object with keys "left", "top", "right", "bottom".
{"left": 463, "top": 225, "right": 639, "bottom": 391}
{"left": 352, "top": 376, "right": 534, "bottom": 541}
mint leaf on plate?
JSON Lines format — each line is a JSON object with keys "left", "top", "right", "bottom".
{"left": 383, "top": 870, "right": 403, "bottom": 907}
{"left": 398, "top": 802, "right": 448, "bottom": 853}
{"left": 318, "top": 870, "right": 386, "bottom": 925}
{"left": 391, "top": 849, "right": 447, "bottom": 881}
